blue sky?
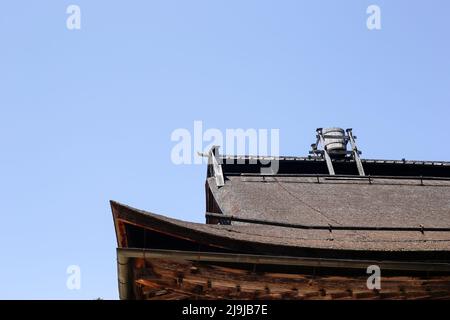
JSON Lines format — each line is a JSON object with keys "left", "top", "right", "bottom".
{"left": 0, "top": 0, "right": 449, "bottom": 299}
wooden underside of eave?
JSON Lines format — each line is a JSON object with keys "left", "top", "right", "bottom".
{"left": 130, "top": 257, "right": 450, "bottom": 300}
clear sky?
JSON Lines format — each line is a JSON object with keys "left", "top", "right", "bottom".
{"left": 1, "top": 0, "right": 449, "bottom": 299}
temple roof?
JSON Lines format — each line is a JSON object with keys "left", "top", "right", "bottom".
{"left": 111, "top": 154, "right": 450, "bottom": 261}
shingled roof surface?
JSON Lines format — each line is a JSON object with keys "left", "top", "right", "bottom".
{"left": 203, "top": 157, "right": 450, "bottom": 258}
{"left": 111, "top": 201, "right": 450, "bottom": 261}
{"left": 207, "top": 175, "right": 450, "bottom": 228}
